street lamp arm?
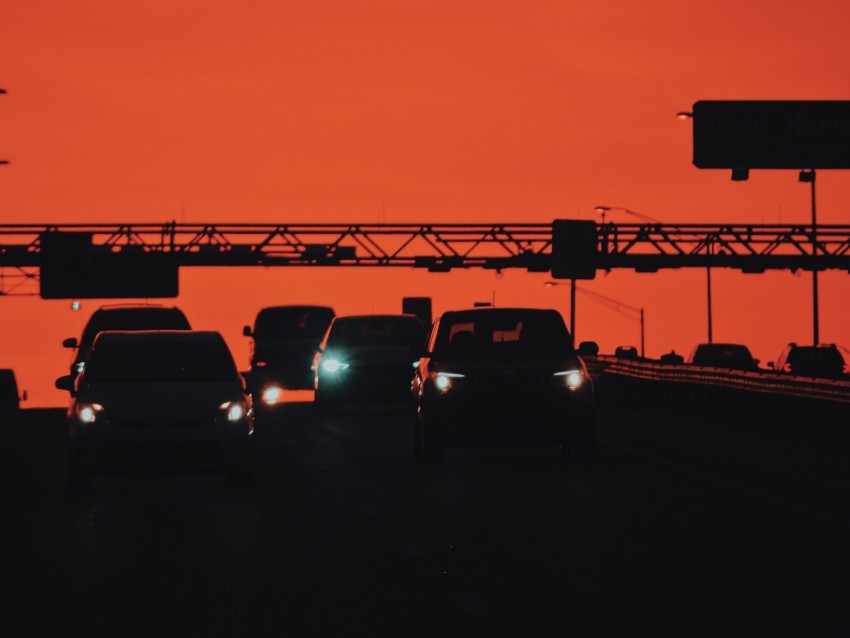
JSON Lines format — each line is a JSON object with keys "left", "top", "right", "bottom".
{"left": 574, "top": 285, "right": 642, "bottom": 319}
{"left": 594, "top": 205, "right": 663, "bottom": 224}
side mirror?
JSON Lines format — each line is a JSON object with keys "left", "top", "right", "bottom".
{"left": 767, "top": 361, "right": 775, "bottom": 369}
{"left": 21, "top": 390, "right": 27, "bottom": 402}
{"left": 55, "top": 375, "right": 76, "bottom": 394}
{"left": 63, "top": 337, "right": 78, "bottom": 349}
{"left": 242, "top": 325, "right": 253, "bottom": 338}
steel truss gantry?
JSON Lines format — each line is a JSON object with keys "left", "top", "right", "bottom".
{"left": 1, "top": 221, "right": 849, "bottom": 295}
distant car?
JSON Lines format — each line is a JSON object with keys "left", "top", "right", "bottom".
{"left": 771, "top": 343, "right": 849, "bottom": 380}
{"left": 56, "top": 330, "right": 253, "bottom": 491}
{"left": 411, "top": 308, "right": 595, "bottom": 464}
{"left": 63, "top": 304, "right": 191, "bottom": 376}
{"left": 313, "top": 314, "right": 427, "bottom": 409}
{"left": 0, "top": 369, "right": 25, "bottom": 414}
{"left": 687, "top": 343, "right": 760, "bottom": 372}
{"left": 659, "top": 350, "right": 685, "bottom": 365}
{"left": 614, "top": 345, "right": 640, "bottom": 360}
{"left": 243, "top": 305, "right": 335, "bottom": 391}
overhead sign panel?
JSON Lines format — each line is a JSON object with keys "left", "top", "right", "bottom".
{"left": 39, "top": 231, "right": 179, "bottom": 299}
{"left": 692, "top": 100, "right": 850, "bottom": 169}
{"left": 550, "top": 220, "right": 597, "bottom": 280}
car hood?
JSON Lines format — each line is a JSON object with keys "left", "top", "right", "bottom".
{"left": 333, "top": 344, "right": 419, "bottom": 366}
{"left": 430, "top": 356, "right": 584, "bottom": 376}
{"left": 77, "top": 382, "right": 245, "bottom": 424}
{"left": 254, "top": 338, "right": 321, "bottom": 356}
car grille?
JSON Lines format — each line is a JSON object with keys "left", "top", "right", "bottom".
{"left": 119, "top": 418, "right": 211, "bottom": 430}
{"left": 475, "top": 374, "right": 545, "bottom": 387}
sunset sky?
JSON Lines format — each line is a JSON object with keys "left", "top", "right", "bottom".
{"left": 2, "top": 0, "right": 850, "bottom": 406}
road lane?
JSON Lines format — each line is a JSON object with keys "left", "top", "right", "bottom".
{"left": 3, "top": 404, "right": 849, "bottom": 636}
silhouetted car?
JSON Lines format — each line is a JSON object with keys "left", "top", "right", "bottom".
{"left": 771, "top": 343, "right": 849, "bottom": 380}
{"left": 63, "top": 304, "right": 191, "bottom": 376}
{"left": 313, "top": 314, "right": 426, "bottom": 409}
{"left": 0, "top": 369, "right": 25, "bottom": 414}
{"left": 687, "top": 343, "right": 760, "bottom": 371}
{"left": 659, "top": 350, "right": 685, "bottom": 365}
{"left": 614, "top": 345, "right": 640, "bottom": 360}
{"left": 56, "top": 331, "right": 253, "bottom": 491}
{"left": 411, "top": 308, "right": 595, "bottom": 464}
{"left": 243, "top": 305, "right": 335, "bottom": 391}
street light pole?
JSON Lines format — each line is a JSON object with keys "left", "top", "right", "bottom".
{"left": 800, "top": 169, "right": 819, "bottom": 344}
{"left": 570, "top": 278, "right": 576, "bottom": 347}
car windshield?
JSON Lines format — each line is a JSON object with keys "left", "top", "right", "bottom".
{"left": 436, "top": 311, "right": 573, "bottom": 359}
{"left": 788, "top": 347, "right": 845, "bottom": 376}
{"left": 79, "top": 309, "right": 191, "bottom": 352}
{"left": 327, "top": 317, "right": 425, "bottom": 348}
{"left": 253, "top": 307, "right": 335, "bottom": 340}
{"left": 84, "top": 340, "right": 239, "bottom": 383}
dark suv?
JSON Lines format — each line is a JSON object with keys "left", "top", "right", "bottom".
{"left": 244, "top": 305, "right": 335, "bottom": 390}
{"left": 411, "top": 307, "right": 595, "bottom": 464}
{"left": 771, "top": 343, "right": 849, "bottom": 380}
{"left": 64, "top": 304, "right": 192, "bottom": 376}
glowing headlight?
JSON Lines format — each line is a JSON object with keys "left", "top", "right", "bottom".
{"left": 76, "top": 402, "right": 103, "bottom": 424}
{"left": 434, "top": 372, "right": 465, "bottom": 392}
{"left": 321, "top": 358, "right": 349, "bottom": 373}
{"left": 75, "top": 362, "right": 85, "bottom": 374}
{"left": 554, "top": 369, "right": 583, "bottom": 390}
{"left": 220, "top": 401, "right": 246, "bottom": 422}
{"left": 261, "top": 385, "right": 283, "bottom": 406}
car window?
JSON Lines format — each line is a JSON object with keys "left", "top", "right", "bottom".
{"left": 253, "top": 307, "right": 335, "bottom": 340}
{"left": 85, "top": 340, "right": 239, "bottom": 383}
{"left": 436, "top": 312, "right": 572, "bottom": 358}
{"left": 79, "top": 309, "right": 191, "bottom": 353}
{"left": 787, "top": 347, "right": 845, "bottom": 375}
{"left": 327, "top": 318, "right": 426, "bottom": 348}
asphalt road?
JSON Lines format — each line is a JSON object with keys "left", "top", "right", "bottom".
{"left": 2, "top": 403, "right": 849, "bottom": 637}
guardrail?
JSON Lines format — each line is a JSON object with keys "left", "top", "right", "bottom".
{"left": 585, "top": 355, "right": 850, "bottom": 426}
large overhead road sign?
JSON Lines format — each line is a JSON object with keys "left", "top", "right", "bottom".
{"left": 693, "top": 100, "right": 850, "bottom": 169}
{"left": 39, "top": 231, "right": 178, "bottom": 299}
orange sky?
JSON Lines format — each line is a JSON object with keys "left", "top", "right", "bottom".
{"left": 2, "top": 0, "right": 850, "bottom": 406}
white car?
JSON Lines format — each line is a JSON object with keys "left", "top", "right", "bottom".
{"left": 56, "top": 330, "right": 254, "bottom": 490}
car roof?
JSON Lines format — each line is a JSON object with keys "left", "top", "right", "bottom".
{"left": 90, "top": 305, "right": 185, "bottom": 315}
{"left": 257, "top": 304, "right": 334, "bottom": 313}
{"left": 439, "top": 307, "right": 563, "bottom": 321}
{"left": 331, "top": 313, "right": 421, "bottom": 322}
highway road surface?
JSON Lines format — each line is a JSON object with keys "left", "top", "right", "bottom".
{"left": 3, "top": 402, "right": 849, "bottom": 636}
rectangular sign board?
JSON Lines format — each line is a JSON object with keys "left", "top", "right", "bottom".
{"left": 693, "top": 100, "right": 850, "bottom": 169}
{"left": 550, "top": 220, "right": 597, "bottom": 280}
{"left": 39, "top": 231, "right": 179, "bottom": 299}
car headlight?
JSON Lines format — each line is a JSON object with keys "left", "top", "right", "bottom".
{"left": 553, "top": 369, "right": 584, "bottom": 390}
{"left": 261, "top": 384, "right": 283, "bottom": 406}
{"left": 321, "top": 358, "right": 349, "bottom": 374}
{"left": 75, "top": 362, "right": 85, "bottom": 374}
{"left": 219, "top": 400, "right": 247, "bottom": 422}
{"left": 433, "top": 371, "right": 465, "bottom": 393}
{"left": 76, "top": 402, "right": 103, "bottom": 424}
